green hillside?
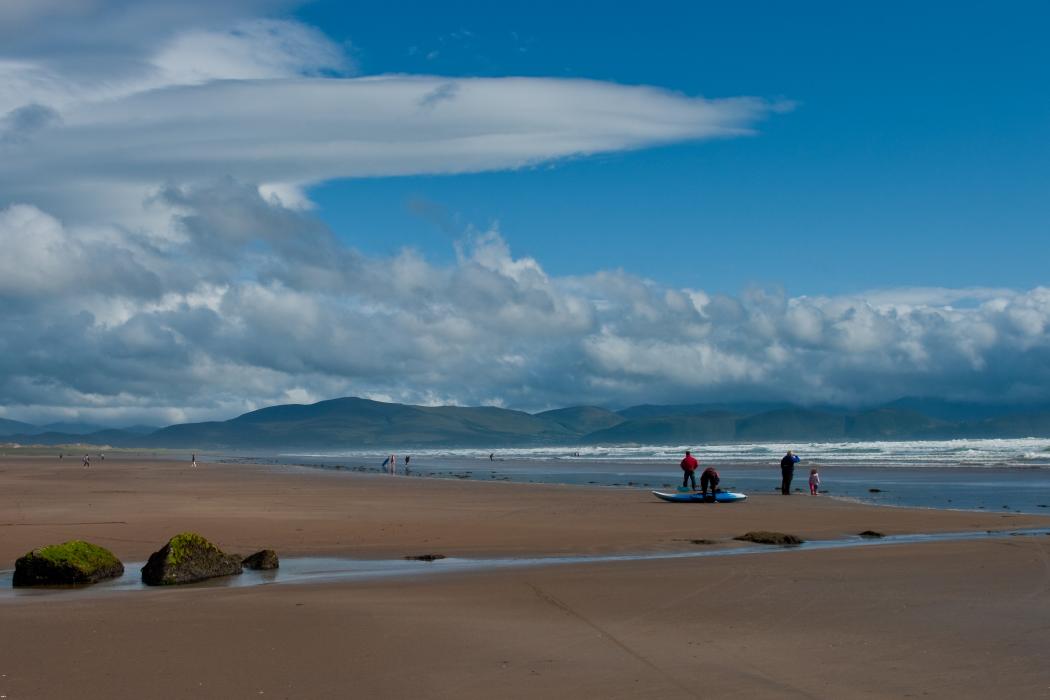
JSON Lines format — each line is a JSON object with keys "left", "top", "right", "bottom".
{"left": 583, "top": 412, "right": 740, "bottom": 444}
{"left": 534, "top": 406, "right": 625, "bottom": 434}
{"left": 7, "top": 396, "right": 1050, "bottom": 449}
{"left": 735, "top": 409, "right": 846, "bottom": 441}
{"left": 146, "top": 397, "right": 575, "bottom": 448}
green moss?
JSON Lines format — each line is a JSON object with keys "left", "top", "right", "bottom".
{"left": 165, "top": 532, "right": 219, "bottom": 566}
{"left": 29, "top": 540, "right": 121, "bottom": 573}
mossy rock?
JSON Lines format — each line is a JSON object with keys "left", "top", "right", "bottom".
{"left": 242, "top": 549, "right": 279, "bottom": 570}
{"left": 141, "top": 532, "right": 242, "bottom": 585}
{"left": 13, "top": 540, "right": 124, "bottom": 587}
{"left": 734, "top": 531, "right": 805, "bottom": 546}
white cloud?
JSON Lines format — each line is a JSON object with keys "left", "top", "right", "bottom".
{"left": 3, "top": 3, "right": 1045, "bottom": 426}
{"left": 2, "top": 190, "right": 1049, "bottom": 424}
{"left": 152, "top": 19, "right": 351, "bottom": 85}
{"left": 2, "top": 74, "right": 778, "bottom": 222}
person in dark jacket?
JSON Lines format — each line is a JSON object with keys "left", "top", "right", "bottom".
{"left": 699, "top": 466, "right": 720, "bottom": 500}
{"left": 780, "top": 450, "right": 800, "bottom": 494}
{"left": 680, "top": 450, "right": 699, "bottom": 490}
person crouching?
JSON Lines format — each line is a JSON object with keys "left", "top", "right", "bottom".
{"left": 700, "top": 466, "right": 720, "bottom": 500}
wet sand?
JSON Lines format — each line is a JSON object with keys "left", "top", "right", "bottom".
{"left": 1, "top": 454, "right": 1049, "bottom": 698}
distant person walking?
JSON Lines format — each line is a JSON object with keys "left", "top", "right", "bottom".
{"left": 191, "top": 453, "right": 197, "bottom": 468}
{"left": 780, "top": 450, "right": 800, "bottom": 494}
{"left": 680, "top": 450, "right": 699, "bottom": 490}
{"left": 809, "top": 468, "right": 821, "bottom": 495}
{"left": 82, "top": 454, "right": 90, "bottom": 468}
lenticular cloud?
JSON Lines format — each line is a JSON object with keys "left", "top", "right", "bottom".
{"left": 1, "top": 74, "right": 776, "bottom": 219}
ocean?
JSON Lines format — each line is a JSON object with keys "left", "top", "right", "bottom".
{"left": 228, "top": 438, "right": 1050, "bottom": 514}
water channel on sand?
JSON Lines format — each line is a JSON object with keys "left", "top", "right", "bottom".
{"left": 4, "top": 527, "right": 1049, "bottom": 601}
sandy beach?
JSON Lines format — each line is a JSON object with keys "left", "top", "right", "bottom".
{"left": 2, "top": 454, "right": 1049, "bottom": 699}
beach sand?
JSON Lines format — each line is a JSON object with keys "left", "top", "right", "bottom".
{"left": 1, "top": 454, "right": 1048, "bottom": 698}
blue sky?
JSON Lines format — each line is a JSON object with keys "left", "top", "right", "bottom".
{"left": 1, "top": 0, "right": 1048, "bottom": 424}
{"left": 299, "top": 0, "right": 1050, "bottom": 294}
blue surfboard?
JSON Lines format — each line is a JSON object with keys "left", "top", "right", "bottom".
{"left": 652, "top": 490, "right": 747, "bottom": 503}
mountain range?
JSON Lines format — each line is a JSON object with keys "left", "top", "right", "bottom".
{"left": 3, "top": 396, "right": 1050, "bottom": 449}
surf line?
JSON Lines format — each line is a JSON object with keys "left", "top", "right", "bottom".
{"left": 2, "top": 527, "right": 1049, "bottom": 600}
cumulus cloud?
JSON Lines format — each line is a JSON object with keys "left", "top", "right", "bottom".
{"left": 2, "top": 186, "right": 1049, "bottom": 425}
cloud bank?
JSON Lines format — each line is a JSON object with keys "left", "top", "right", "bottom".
{"left": 1, "top": 3, "right": 1046, "bottom": 425}
{"left": 2, "top": 187, "right": 1048, "bottom": 425}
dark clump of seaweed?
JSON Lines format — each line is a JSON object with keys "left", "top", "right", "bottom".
{"left": 858, "top": 530, "right": 884, "bottom": 538}
{"left": 734, "top": 531, "right": 804, "bottom": 546}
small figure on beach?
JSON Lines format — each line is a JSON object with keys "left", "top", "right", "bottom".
{"left": 59, "top": 453, "right": 63, "bottom": 460}
{"left": 99, "top": 453, "right": 105, "bottom": 462}
{"left": 680, "top": 450, "right": 699, "bottom": 490}
{"left": 404, "top": 455, "right": 410, "bottom": 467}
{"left": 191, "top": 453, "right": 197, "bottom": 468}
{"left": 489, "top": 453, "right": 495, "bottom": 461}
{"left": 809, "top": 468, "right": 821, "bottom": 495}
{"left": 82, "top": 454, "right": 90, "bottom": 468}
{"left": 699, "top": 466, "right": 720, "bottom": 500}
{"left": 780, "top": 450, "right": 800, "bottom": 494}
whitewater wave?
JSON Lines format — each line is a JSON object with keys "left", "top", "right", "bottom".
{"left": 284, "top": 438, "right": 1050, "bottom": 469}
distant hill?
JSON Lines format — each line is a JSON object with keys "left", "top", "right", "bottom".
{"left": 0, "top": 429, "right": 144, "bottom": 447}
{"left": 881, "top": 397, "right": 1048, "bottom": 423}
{"left": 617, "top": 402, "right": 792, "bottom": 419}
{"left": 583, "top": 412, "right": 740, "bottom": 444}
{"left": 534, "top": 406, "right": 624, "bottom": 434}
{"left": 975, "top": 410, "right": 1050, "bottom": 438}
{"left": 0, "top": 417, "right": 38, "bottom": 437}
{"left": 39, "top": 421, "right": 108, "bottom": 435}
{"left": 145, "top": 397, "right": 576, "bottom": 448}
{"left": 845, "top": 408, "right": 950, "bottom": 439}
{"left": 735, "top": 408, "right": 846, "bottom": 441}
{"left": 5, "top": 396, "right": 1050, "bottom": 449}
{"left": 120, "top": 424, "right": 162, "bottom": 435}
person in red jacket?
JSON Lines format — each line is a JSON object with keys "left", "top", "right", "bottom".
{"left": 680, "top": 450, "right": 699, "bottom": 490}
{"left": 699, "top": 466, "right": 720, "bottom": 500}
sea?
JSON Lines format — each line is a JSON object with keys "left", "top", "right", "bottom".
{"left": 221, "top": 438, "right": 1050, "bottom": 515}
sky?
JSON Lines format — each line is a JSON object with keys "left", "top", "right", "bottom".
{"left": 0, "top": 0, "right": 1048, "bottom": 426}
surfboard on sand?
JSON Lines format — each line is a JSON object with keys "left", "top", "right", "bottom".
{"left": 652, "top": 490, "right": 747, "bottom": 503}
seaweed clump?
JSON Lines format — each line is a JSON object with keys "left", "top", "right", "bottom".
{"left": 734, "top": 531, "right": 804, "bottom": 546}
